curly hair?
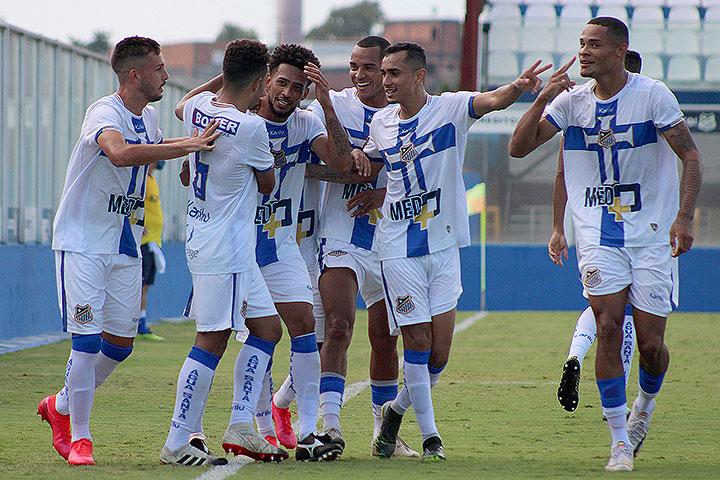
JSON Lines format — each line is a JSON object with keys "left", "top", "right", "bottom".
{"left": 111, "top": 36, "right": 161, "bottom": 75}
{"left": 223, "top": 39, "right": 270, "bottom": 86}
{"left": 268, "top": 43, "right": 320, "bottom": 74}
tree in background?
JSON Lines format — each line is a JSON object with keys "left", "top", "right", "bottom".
{"left": 306, "top": 0, "right": 383, "bottom": 40}
{"left": 70, "top": 31, "right": 111, "bottom": 54}
{"left": 216, "top": 22, "right": 258, "bottom": 42}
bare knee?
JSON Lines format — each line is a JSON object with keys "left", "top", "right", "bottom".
{"left": 637, "top": 333, "right": 665, "bottom": 362}
{"left": 401, "top": 323, "right": 432, "bottom": 351}
{"left": 247, "top": 316, "right": 283, "bottom": 344}
{"left": 194, "top": 330, "right": 232, "bottom": 358}
{"left": 325, "top": 313, "right": 353, "bottom": 346}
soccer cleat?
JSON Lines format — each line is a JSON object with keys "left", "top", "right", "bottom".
{"left": 371, "top": 433, "right": 420, "bottom": 458}
{"left": 373, "top": 403, "right": 404, "bottom": 459}
{"left": 295, "top": 433, "right": 343, "bottom": 462}
{"left": 422, "top": 436, "right": 446, "bottom": 462}
{"left": 316, "top": 427, "right": 345, "bottom": 452}
{"left": 222, "top": 422, "right": 288, "bottom": 462}
{"left": 37, "top": 395, "right": 72, "bottom": 460}
{"left": 627, "top": 402, "right": 652, "bottom": 457}
{"left": 264, "top": 435, "right": 279, "bottom": 447}
{"left": 160, "top": 434, "right": 229, "bottom": 466}
{"left": 271, "top": 396, "right": 297, "bottom": 449}
{"left": 68, "top": 438, "right": 95, "bottom": 466}
{"left": 138, "top": 332, "right": 165, "bottom": 341}
{"left": 558, "top": 356, "right": 581, "bottom": 412}
{"left": 604, "top": 441, "right": 634, "bottom": 472}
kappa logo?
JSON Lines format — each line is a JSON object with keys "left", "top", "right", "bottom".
{"left": 396, "top": 294, "right": 415, "bottom": 315}
{"left": 271, "top": 148, "right": 287, "bottom": 168}
{"left": 584, "top": 267, "right": 602, "bottom": 288}
{"left": 399, "top": 142, "right": 418, "bottom": 163}
{"left": 74, "top": 304, "right": 94, "bottom": 324}
{"left": 240, "top": 299, "right": 248, "bottom": 318}
{"left": 327, "top": 250, "right": 347, "bottom": 257}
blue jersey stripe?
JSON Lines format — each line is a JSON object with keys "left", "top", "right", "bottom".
{"left": 350, "top": 216, "right": 375, "bottom": 250}
{"left": 119, "top": 216, "right": 138, "bottom": 257}
{"left": 60, "top": 251, "right": 67, "bottom": 332}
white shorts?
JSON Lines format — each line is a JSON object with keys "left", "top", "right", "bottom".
{"left": 55, "top": 251, "right": 141, "bottom": 338}
{"left": 185, "top": 264, "right": 277, "bottom": 332}
{"left": 261, "top": 250, "right": 314, "bottom": 305}
{"left": 577, "top": 243, "right": 678, "bottom": 317}
{"left": 380, "top": 246, "right": 463, "bottom": 336}
{"left": 319, "top": 237, "right": 385, "bottom": 307}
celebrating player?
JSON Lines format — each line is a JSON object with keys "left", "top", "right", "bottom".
{"left": 161, "top": 39, "right": 288, "bottom": 466}
{"left": 38, "top": 36, "right": 220, "bottom": 466}
{"left": 369, "top": 42, "right": 551, "bottom": 461}
{"left": 510, "top": 18, "right": 702, "bottom": 471}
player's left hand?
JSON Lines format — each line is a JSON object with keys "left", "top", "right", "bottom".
{"left": 304, "top": 62, "right": 331, "bottom": 105}
{"left": 670, "top": 216, "right": 694, "bottom": 257}
{"left": 352, "top": 148, "right": 371, "bottom": 177}
{"left": 347, "top": 188, "right": 386, "bottom": 218}
{"left": 548, "top": 230, "right": 569, "bottom": 266}
{"left": 179, "top": 158, "right": 190, "bottom": 187}
{"left": 512, "top": 59, "right": 553, "bottom": 95}
{"left": 148, "top": 242, "right": 166, "bottom": 274}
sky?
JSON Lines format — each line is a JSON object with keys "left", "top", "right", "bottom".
{"left": 1, "top": 0, "right": 466, "bottom": 46}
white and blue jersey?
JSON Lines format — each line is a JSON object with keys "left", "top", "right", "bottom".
{"left": 255, "top": 109, "right": 326, "bottom": 267}
{"left": 544, "top": 73, "right": 684, "bottom": 248}
{"left": 183, "top": 92, "right": 274, "bottom": 274}
{"left": 308, "top": 88, "right": 387, "bottom": 251}
{"left": 52, "top": 93, "right": 162, "bottom": 258}
{"left": 364, "top": 92, "right": 480, "bottom": 260}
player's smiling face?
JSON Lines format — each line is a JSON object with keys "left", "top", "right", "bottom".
{"left": 349, "top": 45, "right": 385, "bottom": 104}
{"left": 578, "top": 25, "right": 625, "bottom": 79}
{"left": 381, "top": 51, "right": 420, "bottom": 105}
{"left": 137, "top": 53, "right": 168, "bottom": 103}
{"left": 265, "top": 63, "right": 308, "bottom": 120}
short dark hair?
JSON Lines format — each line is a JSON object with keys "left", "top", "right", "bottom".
{"left": 268, "top": 43, "right": 320, "bottom": 75}
{"left": 223, "top": 39, "right": 269, "bottom": 86}
{"left": 111, "top": 36, "right": 161, "bottom": 75}
{"left": 385, "top": 41, "right": 427, "bottom": 70}
{"left": 587, "top": 17, "right": 629, "bottom": 46}
{"left": 624, "top": 50, "right": 642, "bottom": 74}
{"left": 356, "top": 35, "right": 390, "bottom": 59}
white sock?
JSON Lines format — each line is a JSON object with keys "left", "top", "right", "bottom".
{"left": 67, "top": 349, "right": 98, "bottom": 442}
{"left": 568, "top": 307, "right": 596, "bottom": 368}
{"left": 290, "top": 334, "right": 321, "bottom": 440}
{"left": 392, "top": 364, "right": 444, "bottom": 415}
{"left": 403, "top": 351, "right": 438, "bottom": 441}
{"left": 621, "top": 314, "right": 635, "bottom": 386}
{"left": 319, "top": 372, "right": 345, "bottom": 432}
{"left": 603, "top": 403, "right": 631, "bottom": 445}
{"left": 165, "top": 346, "right": 219, "bottom": 451}
{"left": 370, "top": 379, "right": 398, "bottom": 438}
{"left": 230, "top": 336, "right": 273, "bottom": 426}
{"left": 634, "top": 387, "right": 658, "bottom": 416}
{"left": 255, "top": 366, "right": 275, "bottom": 436}
{"left": 274, "top": 374, "right": 295, "bottom": 409}
{"left": 55, "top": 358, "right": 73, "bottom": 416}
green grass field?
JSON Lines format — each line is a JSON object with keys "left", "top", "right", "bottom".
{"left": 2, "top": 311, "right": 718, "bottom": 479}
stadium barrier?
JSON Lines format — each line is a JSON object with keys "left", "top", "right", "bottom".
{"left": 2, "top": 243, "right": 718, "bottom": 341}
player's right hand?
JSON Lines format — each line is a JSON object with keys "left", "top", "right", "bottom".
{"left": 179, "top": 158, "right": 190, "bottom": 187}
{"left": 347, "top": 188, "right": 385, "bottom": 217}
{"left": 538, "top": 57, "right": 577, "bottom": 103}
{"left": 548, "top": 230, "right": 569, "bottom": 266}
{"left": 352, "top": 148, "right": 371, "bottom": 177}
{"left": 184, "top": 120, "right": 221, "bottom": 153}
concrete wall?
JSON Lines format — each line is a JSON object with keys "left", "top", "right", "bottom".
{"left": 1, "top": 243, "right": 718, "bottom": 340}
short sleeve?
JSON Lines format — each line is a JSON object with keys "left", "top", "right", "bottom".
{"left": 650, "top": 81, "right": 684, "bottom": 132}
{"left": 306, "top": 98, "right": 326, "bottom": 125}
{"left": 544, "top": 91, "right": 571, "bottom": 132}
{"left": 246, "top": 122, "right": 274, "bottom": 172}
{"left": 86, "top": 102, "right": 124, "bottom": 145}
{"left": 307, "top": 112, "right": 327, "bottom": 145}
{"left": 363, "top": 123, "right": 382, "bottom": 163}
{"left": 183, "top": 94, "right": 201, "bottom": 136}
{"left": 441, "top": 91, "right": 480, "bottom": 132}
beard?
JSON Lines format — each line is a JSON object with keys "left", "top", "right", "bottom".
{"left": 268, "top": 98, "right": 294, "bottom": 120}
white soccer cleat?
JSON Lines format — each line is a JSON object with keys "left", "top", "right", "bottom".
{"left": 371, "top": 434, "right": 420, "bottom": 458}
{"left": 160, "top": 434, "right": 228, "bottom": 466}
{"left": 604, "top": 441, "right": 634, "bottom": 472}
{"left": 222, "top": 422, "right": 288, "bottom": 462}
{"left": 627, "top": 402, "right": 652, "bottom": 457}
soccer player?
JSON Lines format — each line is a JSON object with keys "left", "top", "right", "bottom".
{"left": 161, "top": 39, "right": 288, "bottom": 466}
{"left": 369, "top": 42, "right": 550, "bottom": 461}
{"left": 510, "top": 18, "right": 702, "bottom": 471}
{"left": 280, "top": 35, "right": 418, "bottom": 457}
{"left": 250, "top": 44, "right": 361, "bottom": 461}
{"left": 37, "top": 36, "right": 220, "bottom": 466}
{"left": 137, "top": 160, "right": 166, "bottom": 340}
{"left": 552, "top": 50, "right": 643, "bottom": 413}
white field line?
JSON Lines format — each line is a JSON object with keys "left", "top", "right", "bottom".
{"left": 195, "top": 311, "right": 487, "bottom": 480}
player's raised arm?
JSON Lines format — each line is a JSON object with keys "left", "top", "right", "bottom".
{"left": 509, "top": 57, "right": 577, "bottom": 158}
{"left": 304, "top": 63, "right": 361, "bottom": 175}
{"left": 548, "top": 139, "right": 569, "bottom": 266}
{"left": 662, "top": 121, "right": 703, "bottom": 257}
{"left": 175, "top": 74, "right": 224, "bottom": 120}
{"left": 471, "top": 59, "right": 552, "bottom": 118}
{"left": 97, "top": 122, "right": 220, "bottom": 167}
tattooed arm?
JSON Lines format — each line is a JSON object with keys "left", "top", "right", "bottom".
{"left": 305, "top": 157, "right": 383, "bottom": 184}
{"left": 662, "top": 121, "right": 703, "bottom": 257}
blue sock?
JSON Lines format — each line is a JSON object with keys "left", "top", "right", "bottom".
{"left": 597, "top": 375, "right": 629, "bottom": 445}
{"left": 636, "top": 367, "right": 665, "bottom": 413}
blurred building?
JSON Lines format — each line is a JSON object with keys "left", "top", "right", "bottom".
{"left": 277, "top": 0, "right": 303, "bottom": 44}
{"left": 161, "top": 41, "right": 227, "bottom": 88}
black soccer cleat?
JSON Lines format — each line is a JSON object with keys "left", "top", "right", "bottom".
{"left": 373, "top": 404, "right": 404, "bottom": 459}
{"left": 295, "top": 433, "right": 343, "bottom": 462}
{"left": 557, "top": 356, "right": 581, "bottom": 412}
{"left": 421, "top": 436, "right": 446, "bottom": 462}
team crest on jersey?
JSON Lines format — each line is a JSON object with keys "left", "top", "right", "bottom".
{"left": 650, "top": 223, "right": 658, "bottom": 232}
{"left": 583, "top": 267, "right": 602, "bottom": 289}
{"left": 74, "top": 304, "right": 94, "bottom": 324}
{"left": 596, "top": 129, "right": 616, "bottom": 148}
{"left": 327, "top": 250, "right": 347, "bottom": 257}
{"left": 396, "top": 295, "right": 415, "bottom": 315}
{"left": 240, "top": 299, "right": 248, "bottom": 318}
{"left": 400, "top": 141, "right": 418, "bottom": 163}
{"left": 271, "top": 148, "right": 287, "bottom": 168}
